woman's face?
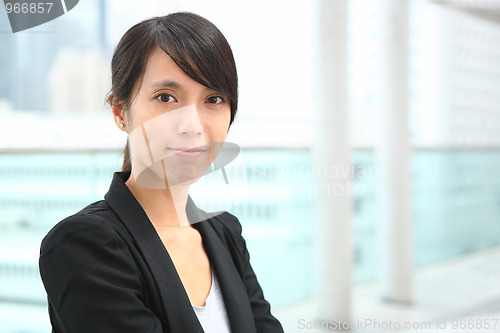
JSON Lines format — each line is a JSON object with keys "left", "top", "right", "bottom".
{"left": 115, "top": 47, "right": 231, "bottom": 188}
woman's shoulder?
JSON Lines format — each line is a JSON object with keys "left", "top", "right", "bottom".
{"left": 205, "top": 211, "right": 249, "bottom": 259}
{"left": 41, "top": 200, "right": 123, "bottom": 251}
{"left": 209, "top": 210, "right": 243, "bottom": 236}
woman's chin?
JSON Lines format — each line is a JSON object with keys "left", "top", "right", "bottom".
{"left": 133, "top": 161, "right": 209, "bottom": 189}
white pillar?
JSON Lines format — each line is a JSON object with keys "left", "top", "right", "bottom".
{"left": 377, "top": 0, "right": 413, "bottom": 303}
{"left": 313, "top": 0, "right": 352, "bottom": 324}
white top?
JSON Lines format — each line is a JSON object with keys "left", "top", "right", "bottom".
{"left": 192, "top": 267, "right": 232, "bottom": 333}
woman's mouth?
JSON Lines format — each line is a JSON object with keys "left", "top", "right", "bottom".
{"left": 167, "top": 147, "right": 208, "bottom": 158}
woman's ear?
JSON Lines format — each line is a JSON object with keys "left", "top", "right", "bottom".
{"left": 110, "top": 98, "right": 127, "bottom": 132}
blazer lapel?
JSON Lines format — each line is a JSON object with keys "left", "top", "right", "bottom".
{"left": 104, "top": 172, "right": 204, "bottom": 333}
{"left": 188, "top": 199, "right": 257, "bottom": 333}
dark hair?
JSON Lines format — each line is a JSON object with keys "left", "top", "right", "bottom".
{"left": 108, "top": 12, "right": 238, "bottom": 171}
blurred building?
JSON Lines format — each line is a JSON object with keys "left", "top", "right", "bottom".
{"left": 47, "top": 50, "right": 110, "bottom": 113}
{"left": 0, "top": 0, "right": 107, "bottom": 113}
{"left": 0, "top": 16, "right": 18, "bottom": 110}
{"left": 411, "top": 0, "right": 500, "bottom": 147}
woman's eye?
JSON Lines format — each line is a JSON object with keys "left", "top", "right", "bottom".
{"left": 206, "top": 96, "right": 223, "bottom": 104}
{"left": 156, "top": 94, "right": 175, "bottom": 103}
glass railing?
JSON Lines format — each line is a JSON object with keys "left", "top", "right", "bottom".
{"left": 1, "top": 148, "right": 500, "bottom": 330}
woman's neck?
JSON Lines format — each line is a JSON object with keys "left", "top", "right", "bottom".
{"left": 125, "top": 174, "right": 191, "bottom": 228}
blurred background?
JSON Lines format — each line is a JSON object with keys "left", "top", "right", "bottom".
{"left": 1, "top": 0, "right": 500, "bottom": 332}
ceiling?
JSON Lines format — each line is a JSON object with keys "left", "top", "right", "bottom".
{"left": 432, "top": 0, "right": 500, "bottom": 22}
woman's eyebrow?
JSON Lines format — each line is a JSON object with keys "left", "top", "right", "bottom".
{"left": 150, "top": 80, "right": 182, "bottom": 89}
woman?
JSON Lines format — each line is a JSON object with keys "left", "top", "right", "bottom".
{"left": 39, "top": 12, "right": 284, "bottom": 333}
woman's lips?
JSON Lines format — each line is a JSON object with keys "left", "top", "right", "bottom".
{"left": 167, "top": 147, "right": 207, "bottom": 158}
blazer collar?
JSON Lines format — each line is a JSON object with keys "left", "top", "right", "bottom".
{"left": 104, "top": 171, "right": 256, "bottom": 333}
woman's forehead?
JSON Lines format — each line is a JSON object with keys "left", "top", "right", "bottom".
{"left": 142, "top": 47, "right": 214, "bottom": 93}
{"left": 143, "top": 48, "right": 182, "bottom": 82}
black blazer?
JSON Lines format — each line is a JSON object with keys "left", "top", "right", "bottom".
{"left": 39, "top": 171, "right": 284, "bottom": 333}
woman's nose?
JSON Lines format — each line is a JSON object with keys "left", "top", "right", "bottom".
{"left": 176, "top": 104, "right": 203, "bottom": 136}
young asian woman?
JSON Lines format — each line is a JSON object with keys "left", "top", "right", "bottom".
{"left": 39, "top": 12, "right": 284, "bottom": 333}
